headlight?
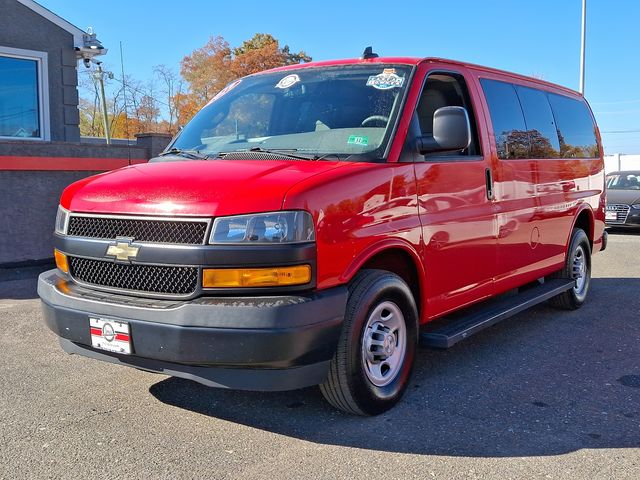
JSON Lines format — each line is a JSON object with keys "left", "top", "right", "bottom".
{"left": 55, "top": 206, "right": 70, "bottom": 234}
{"left": 209, "top": 211, "right": 315, "bottom": 244}
{"left": 631, "top": 204, "right": 640, "bottom": 210}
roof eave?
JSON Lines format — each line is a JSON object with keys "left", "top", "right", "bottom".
{"left": 16, "top": 0, "right": 103, "bottom": 53}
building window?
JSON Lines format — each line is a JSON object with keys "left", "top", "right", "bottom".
{"left": 0, "top": 46, "right": 50, "bottom": 141}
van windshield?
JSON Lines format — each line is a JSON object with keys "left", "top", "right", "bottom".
{"left": 167, "top": 64, "right": 412, "bottom": 161}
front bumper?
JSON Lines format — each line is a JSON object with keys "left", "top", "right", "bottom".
{"left": 605, "top": 207, "right": 640, "bottom": 227}
{"left": 38, "top": 270, "right": 347, "bottom": 391}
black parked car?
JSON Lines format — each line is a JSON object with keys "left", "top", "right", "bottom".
{"left": 605, "top": 171, "right": 640, "bottom": 227}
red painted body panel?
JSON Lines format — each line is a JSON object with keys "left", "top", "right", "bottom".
{"left": 282, "top": 162, "right": 422, "bottom": 288}
{"left": 464, "top": 66, "right": 606, "bottom": 295}
{"left": 59, "top": 56, "right": 606, "bottom": 326}
{"left": 60, "top": 160, "right": 348, "bottom": 216}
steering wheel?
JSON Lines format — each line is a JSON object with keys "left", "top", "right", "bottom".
{"left": 361, "top": 115, "right": 389, "bottom": 127}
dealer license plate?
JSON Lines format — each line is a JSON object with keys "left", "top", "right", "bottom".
{"left": 90, "top": 317, "right": 131, "bottom": 354}
{"left": 605, "top": 211, "right": 617, "bottom": 221}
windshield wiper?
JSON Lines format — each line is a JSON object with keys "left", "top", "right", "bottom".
{"left": 216, "top": 147, "right": 318, "bottom": 161}
{"left": 159, "top": 148, "right": 209, "bottom": 160}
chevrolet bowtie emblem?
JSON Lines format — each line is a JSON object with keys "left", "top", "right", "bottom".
{"left": 106, "top": 240, "right": 140, "bottom": 262}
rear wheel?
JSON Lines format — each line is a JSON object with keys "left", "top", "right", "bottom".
{"left": 549, "top": 228, "right": 591, "bottom": 310}
{"left": 320, "top": 269, "right": 418, "bottom": 415}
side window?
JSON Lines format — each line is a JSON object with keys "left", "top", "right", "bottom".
{"left": 515, "top": 86, "right": 561, "bottom": 158}
{"left": 416, "top": 72, "right": 480, "bottom": 156}
{"left": 480, "top": 79, "right": 528, "bottom": 159}
{"left": 547, "top": 93, "right": 599, "bottom": 158}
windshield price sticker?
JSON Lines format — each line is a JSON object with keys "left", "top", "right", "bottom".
{"left": 366, "top": 69, "right": 405, "bottom": 90}
{"left": 275, "top": 74, "right": 301, "bottom": 89}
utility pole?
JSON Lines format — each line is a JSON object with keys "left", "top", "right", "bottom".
{"left": 579, "top": 0, "right": 587, "bottom": 94}
{"left": 93, "top": 62, "right": 113, "bottom": 144}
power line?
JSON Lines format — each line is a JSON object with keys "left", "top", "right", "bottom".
{"left": 601, "top": 129, "right": 640, "bottom": 134}
{"left": 594, "top": 109, "right": 640, "bottom": 115}
{"left": 79, "top": 69, "right": 173, "bottom": 109}
{"left": 591, "top": 99, "right": 640, "bottom": 106}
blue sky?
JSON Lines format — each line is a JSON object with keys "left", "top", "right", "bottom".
{"left": 41, "top": 0, "right": 640, "bottom": 154}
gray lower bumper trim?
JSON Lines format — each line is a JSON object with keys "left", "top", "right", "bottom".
{"left": 38, "top": 269, "right": 347, "bottom": 329}
{"left": 60, "top": 338, "right": 331, "bottom": 391}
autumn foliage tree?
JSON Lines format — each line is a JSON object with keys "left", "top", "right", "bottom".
{"left": 78, "top": 33, "right": 310, "bottom": 138}
{"left": 178, "top": 33, "right": 311, "bottom": 124}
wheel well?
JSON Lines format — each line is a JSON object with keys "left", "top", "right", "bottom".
{"left": 360, "top": 249, "right": 421, "bottom": 315}
{"left": 574, "top": 209, "right": 594, "bottom": 248}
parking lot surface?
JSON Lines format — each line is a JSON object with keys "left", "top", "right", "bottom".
{"left": 1, "top": 232, "right": 639, "bottom": 479}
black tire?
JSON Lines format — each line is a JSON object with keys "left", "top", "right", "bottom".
{"left": 319, "top": 269, "right": 418, "bottom": 415}
{"left": 548, "top": 228, "right": 591, "bottom": 310}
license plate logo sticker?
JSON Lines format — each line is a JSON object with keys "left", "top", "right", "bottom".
{"left": 366, "top": 69, "right": 404, "bottom": 90}
{"left": 605, "top": 211, "right": 617, "bottom": 220}
{"left": 90, "top": 318, "right": 131, "bottom": 354}
{"left": 275, "top": 74, "right": 300, "bottom": 89}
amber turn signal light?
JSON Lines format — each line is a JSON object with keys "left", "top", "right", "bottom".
{"left": 54, "top": 249, "right": 69, "bottom": 274}
{"left": 202, "top": 265, "right": 311, "bottom": 288}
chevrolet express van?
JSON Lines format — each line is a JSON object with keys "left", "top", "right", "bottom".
{"left": 39, "top": 53, "right": 606, "bottom": 415}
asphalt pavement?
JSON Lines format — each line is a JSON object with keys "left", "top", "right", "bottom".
{"left": 1, "top": 231, "right": 639, "bottom": 479}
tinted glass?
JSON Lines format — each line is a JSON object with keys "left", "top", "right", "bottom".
{"left": 171, "top": 65, "right": 412, "bottom": 160}
{"left": 480, "top": 79, "right": 527, "bottom": 159}
{"left": 205, "top": 93, "right": 275, "bottom": 140}
{"left": 547, "top": 93, "right": 599, "bottom": 158}
{"left": 416, "top": 73, "right": 480, "bottom": 156}
{"left": 606, "top": 172, "right": 640, "bottom": 190}
{"left": 0, "top": 56, "right": 40, "bottom": 138}
{"left": 515, "top": 85, "right": 560, "bottom": 158}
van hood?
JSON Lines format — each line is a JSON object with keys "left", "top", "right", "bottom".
{"left": 61, "top": 159, "right": 345, "bottom": 216}
{"left": 606, "top": 189, "right": 640, "bottom": 206}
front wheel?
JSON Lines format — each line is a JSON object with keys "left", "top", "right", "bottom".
{"left": 548, "top": 228, "right": 592, "bottom": 310}
{"left": 320, "top": 269, "right": 418, "bottom": 415}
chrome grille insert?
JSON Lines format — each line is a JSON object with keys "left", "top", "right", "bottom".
{"left": 68, "top": 257, "right": 198, "bottom": 296}
{"left": 605, "top": 204, "right": 630, "bottom": 224}
{"left": 67, "top": 215, "right": 208, "bottom": 244}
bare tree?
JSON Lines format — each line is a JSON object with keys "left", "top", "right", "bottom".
{"left": 154, "top": 65, "right": 184, "bottom": 134}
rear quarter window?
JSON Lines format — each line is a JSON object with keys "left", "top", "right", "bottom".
{"left": 481, "top": 78, "right": 599, "bottom": 160}
{"left": 547, "top": 93, "right": 599, "bottom": 158}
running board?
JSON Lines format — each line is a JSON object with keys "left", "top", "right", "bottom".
{"left": 419, "top": 279, "right": 575, "bottom": 349}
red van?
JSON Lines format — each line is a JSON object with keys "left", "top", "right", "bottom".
{"left": 39, "top": 52, "right": 607, "bottom": 415}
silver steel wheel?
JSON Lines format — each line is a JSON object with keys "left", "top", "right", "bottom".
{"left": 361, "top": 301, "right": 407, "bottom": 387}
{"left": 572, "top": 244, "right": 588, "bottom": 297}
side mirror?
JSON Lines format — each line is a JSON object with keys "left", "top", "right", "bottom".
{"left": 417, "top": 106, "right": 471, "bottom": 155}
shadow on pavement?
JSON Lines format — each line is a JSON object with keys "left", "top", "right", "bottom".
{"left": 150, "top": 277, "right": 640, "bottom": 457}
{"left": 0, "top": 264, "right": 53, "bottom": 300}
{"left": 606, "top": 227, "right": 640, "bottom": 236}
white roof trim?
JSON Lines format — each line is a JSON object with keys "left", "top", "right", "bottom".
{"left": 16, "top": 0, "right": 87, "bottom": 47}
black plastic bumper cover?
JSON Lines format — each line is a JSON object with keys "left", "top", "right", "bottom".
{"left": 38, "top": 270, "right": 347, "bottom": 391}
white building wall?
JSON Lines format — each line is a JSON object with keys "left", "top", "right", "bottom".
{"left": 604, "top": 154, "right": 640, "bottom": 174}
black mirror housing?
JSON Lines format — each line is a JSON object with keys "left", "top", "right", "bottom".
{"left": 417, "top": 106, "right": 471, "bottom": 155}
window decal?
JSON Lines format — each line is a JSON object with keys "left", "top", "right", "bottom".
{"left": 366, "top": 69, "right": 404, "bottom": 90}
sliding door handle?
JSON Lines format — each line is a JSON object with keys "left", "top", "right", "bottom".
{"left": 485, "top": 168, "right": 495, "bottom": 201}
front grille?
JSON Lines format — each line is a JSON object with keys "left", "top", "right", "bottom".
{"left": 606, "top": 204, "right": 630, "bottom": 224}
{"left": 67, "top": 216, "right": 208, "bottom": 244}
{"left": 68, "top": 257, "right": 198, "bottom": 295}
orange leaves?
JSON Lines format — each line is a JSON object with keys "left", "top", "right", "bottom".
{"left": 177, "top": 33, "right": 311, "bottom": 124}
